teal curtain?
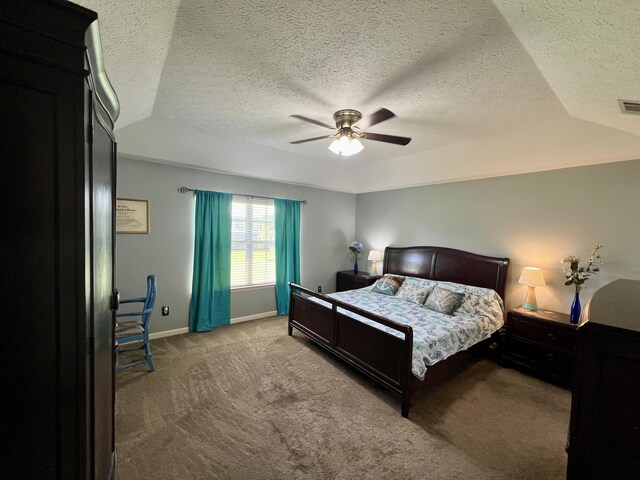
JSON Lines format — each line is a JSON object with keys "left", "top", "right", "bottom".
{"left": 189, "top": 191, "right": 233, "bottom": 332}
{"left": 274, "top": 199, "right": 301, "bottom": 315}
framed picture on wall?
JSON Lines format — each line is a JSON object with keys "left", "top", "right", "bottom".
{"left": 116, "top": 198, "right": 149, "bottom": 234}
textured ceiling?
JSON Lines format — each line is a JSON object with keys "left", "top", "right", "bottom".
{"left": 78, "top": 0, "right": 640, "bottom": 193}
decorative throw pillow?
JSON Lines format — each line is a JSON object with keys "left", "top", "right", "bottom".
{"left": 371, "top": 275, "right": 405, "bottom": 296}
{"left": 424, "top": 286, "right": 465, "bottom": 314}
{"left": 396, "top": 282, "right": 431, "bottom": 304}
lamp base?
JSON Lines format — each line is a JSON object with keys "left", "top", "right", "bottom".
{"left": 371, "top": 260, "right": 377, "bottom": 275}
{"left": 522, "top": 286, "right": 538, "bottom": 311}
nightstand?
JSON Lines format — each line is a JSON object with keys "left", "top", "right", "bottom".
{"left": 336, "top": 270, "right": 380, "bottom": 292}
{"left": 503, "top": 306, "right": 578, "bottom": 388}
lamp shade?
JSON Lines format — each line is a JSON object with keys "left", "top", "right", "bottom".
{"left": 518, "top": 267, "right": 546, "bottom": 287}
{"left": 519, "top": 267, "right": 545, "bottom": 311}
{"left": 368, "top": 250, "right": 383, "bottom": 262}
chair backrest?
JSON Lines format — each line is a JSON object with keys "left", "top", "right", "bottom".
{"left": 144, "top": 275, "right": 157, "bottom": 314}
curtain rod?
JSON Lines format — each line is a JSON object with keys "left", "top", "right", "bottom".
{"left": 178, "top": 187, "right": 307, "bottom": 205}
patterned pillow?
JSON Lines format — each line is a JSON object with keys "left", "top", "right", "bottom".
{"left": 396, "top": 282, "right": 431, "bottom": 304}
{"left": 371, "top": 275, "right": 405, "bottom": 296}
{"left": 457, "top": 293, "right": 483, "bottom": 315}
{"left": 458, "top": 291, "right": 505, "bottom": 319}
{"left": 424, "top": 286, "right": 465, "bottom": 314}
{"left": 437, "top": 280, "right": 494, "bottom": 297}
{"left": 382, "top": 273, "right": 406, "bottom": 279}
{"left": 403, "top": 276, "right": 433, "bottom": 288}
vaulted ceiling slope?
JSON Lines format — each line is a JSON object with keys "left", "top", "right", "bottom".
{"left": 78, "top": 0, "right": 640, "bottom": 193}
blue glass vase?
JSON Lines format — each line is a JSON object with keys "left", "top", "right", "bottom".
{"left": 570, "top": 290, "right": 581, "bottom": 324}
{"left": 353, "top": 258, "right": 359, "bottom": 274}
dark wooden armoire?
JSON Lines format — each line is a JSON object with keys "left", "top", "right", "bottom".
{"left": 567, "top": 279, "right": 640, "bottom": 480}
{"left": 1, "top": 1, "right": 119, "bottom": 478}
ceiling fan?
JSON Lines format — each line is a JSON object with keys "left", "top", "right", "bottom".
{"left": 290, "top": 108, "right": 411, "bottom": 156}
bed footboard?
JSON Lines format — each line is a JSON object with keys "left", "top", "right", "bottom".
{"left": 288, "top": 283, "right": 414, "bottom": 417}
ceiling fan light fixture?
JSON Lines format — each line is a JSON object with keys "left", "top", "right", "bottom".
{"left": 328, "top": 133, "right": 364, "bottom": 156}
{"left": 343, "top": 137, "right": 363, "bottom": 156}
{"left": 328, "top": 139, "right": 342, "bottom": 155}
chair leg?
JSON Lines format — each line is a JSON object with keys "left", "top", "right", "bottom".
{"left": 144, "top": 340, "right": 155, "bottom": 372}
{"left": 115, "top": 340, "right": 155, "bottom": 373}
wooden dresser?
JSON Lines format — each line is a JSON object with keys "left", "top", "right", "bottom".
{"left": 567, "top": 279, "right": 640, "bottom": 480}
{"left": 503, "top": 307, "right": 578, "bottom": 387}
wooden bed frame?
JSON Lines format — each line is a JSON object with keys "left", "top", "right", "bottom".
{"left": 288, "top": 246, "right": 510, "bottom": 418}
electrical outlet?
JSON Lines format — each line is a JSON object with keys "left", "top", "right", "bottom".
{"left": 161, "top": 305, "right": 169, "bottom": 316}
{"left": 317, "top": 285, "right": 322, "bottom": 293}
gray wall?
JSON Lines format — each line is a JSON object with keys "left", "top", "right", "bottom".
{"left": 116, "top": 156, "right": 356, "bottom": 333}
{"left": 118, "top": 155, "right": 640, "bottom": 333}
{"left": 355, "top": 159, "right": 640, "bottom": 314}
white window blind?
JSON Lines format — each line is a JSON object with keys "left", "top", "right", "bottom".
{"left": 231, "top": 196, "right": 275, "bottom": 288}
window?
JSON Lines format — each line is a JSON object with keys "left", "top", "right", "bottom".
{"left": 231, "top": 196, "right": 275, "bottom": 288}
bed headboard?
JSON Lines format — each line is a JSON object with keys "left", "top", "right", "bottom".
{"left": 383, "top": 246, "right": 510, "bottom": 300}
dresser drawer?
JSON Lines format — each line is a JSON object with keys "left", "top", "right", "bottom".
{"left": 508, "top": 337, "right": 575, "bottom": 375}
{"left": 509, "top": 315, "right": 576, "bottom": 351}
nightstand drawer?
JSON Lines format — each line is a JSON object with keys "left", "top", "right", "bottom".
{"left": 348, "top": 276, "right": 369, "bottom": 288}
{"left": 509, "top": 315, "right": 575, "bottom": 351}
{"left": 336, "top": 271, "right": 379, "bottom": 292}
{"left": 508, "top": 338, "right": 575, "bottom": 374}
{"left": 337, "top": 274, "right": 369, "bottom": 291}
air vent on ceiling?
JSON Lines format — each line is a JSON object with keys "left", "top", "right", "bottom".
{"left": 618, "top": 99, "right": 640, "bottom": 115}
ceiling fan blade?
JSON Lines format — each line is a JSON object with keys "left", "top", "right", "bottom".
{"left": 290, "top": 135, "right": 332, "bottom": 145}
{"left": 359, "top": 108, "right": 395, "bottom": 129}
{"left": 362, "top": 132, "right": 412, "bottom": 146}
{"left": 290, "top": 114, "right": 334, "bottom": 130}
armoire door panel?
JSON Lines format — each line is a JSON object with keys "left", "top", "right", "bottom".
{"left": 1, "top": 76, "right": 59, "bottom": 478}
{"left": 0, "top": 56, "right": 90, "bottom": 478}
{"left": 90, "top": 95, "right": 116, "bottom": 480}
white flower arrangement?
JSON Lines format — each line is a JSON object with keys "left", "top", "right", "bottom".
{"left": 561, "top": 245, "right": 603, "bottom": 292}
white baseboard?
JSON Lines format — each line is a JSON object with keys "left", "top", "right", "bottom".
{"left": 149, "top": 327, "right": 189, "bottom": 340}
{"left": 149, "top": 311, "right": 279, "bottom": 340}
{"left": 230, "top": 310, "right": 278, "bottom": 324}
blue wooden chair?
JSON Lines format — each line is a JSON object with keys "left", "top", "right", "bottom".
{"left": 115, "top": 275, "right": 157, "bottom": 372}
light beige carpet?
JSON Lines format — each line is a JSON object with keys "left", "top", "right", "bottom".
{"left": 115, "top": 316, "right": 570, "bottom": 479}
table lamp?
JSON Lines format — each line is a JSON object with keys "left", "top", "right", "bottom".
{"left": 518, "top": 267, "right": 545, "bottom": 311}
{"left": 368, "top": 250, "right": 383, "bottom": 275}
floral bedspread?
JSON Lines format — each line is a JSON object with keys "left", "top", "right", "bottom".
{"left": 312, "top": 278, "right": 504, "bottom": 380}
